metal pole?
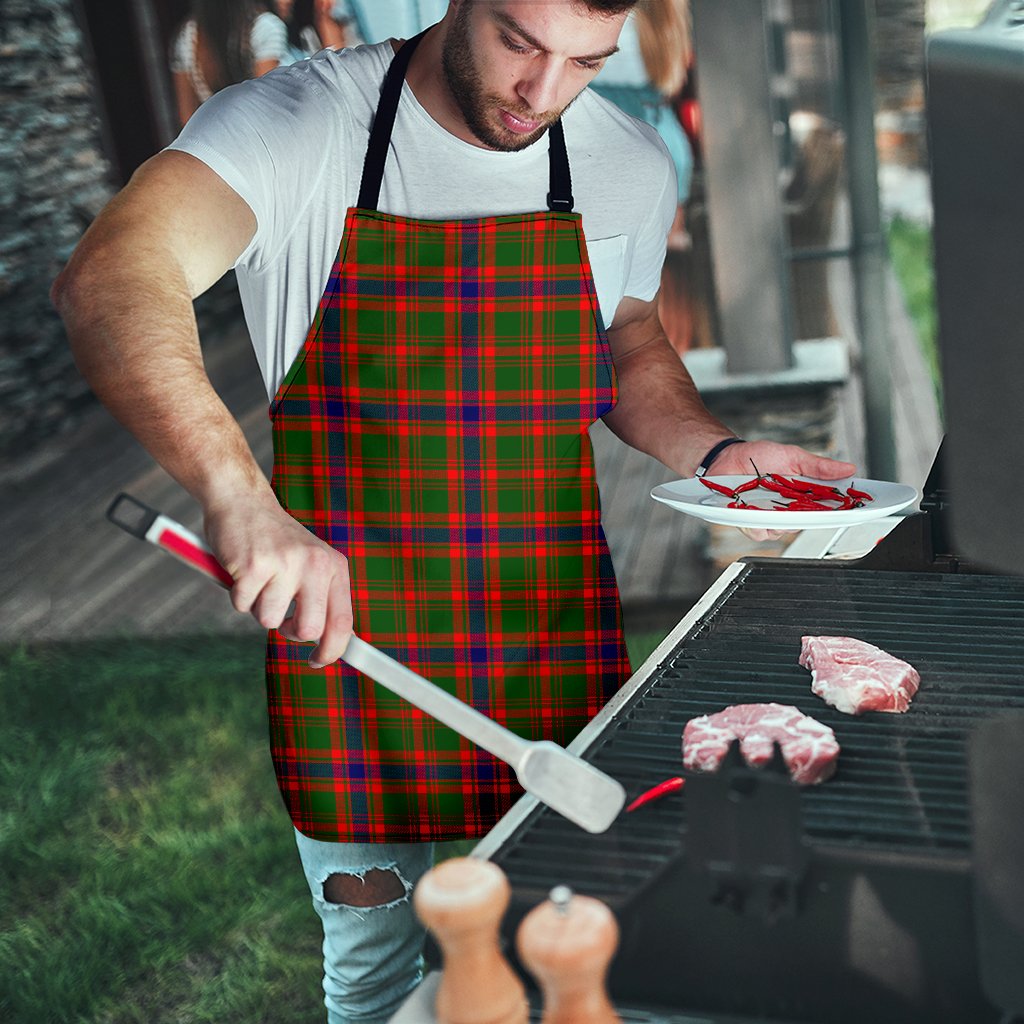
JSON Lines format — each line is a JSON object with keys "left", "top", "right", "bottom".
{"left": 129, "top": 0, "right": 178, "bottom": 149}
{"left": 691, "top": 0, "right": 794, "bottom": 374}
{"left": 837, "top": 0, "right": 898, "bottom": 480}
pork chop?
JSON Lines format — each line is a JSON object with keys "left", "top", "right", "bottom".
{"left": 682, "top": 702, "right": 840, "bottom": 785}
{"left": 799, "top": 635, "right": 920, "bottom": 716}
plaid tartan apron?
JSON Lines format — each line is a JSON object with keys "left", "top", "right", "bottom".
{"left": 266, "top": 31, "right": 631, "bottom": 842}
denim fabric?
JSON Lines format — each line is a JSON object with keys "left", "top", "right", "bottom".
{"left": 293, "top": 829, "right": 437, "bottom": 1024}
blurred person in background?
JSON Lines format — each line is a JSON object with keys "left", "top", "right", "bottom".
{"left": 277, "top": 0, "right": 350, "bottom": 62}
{"left": 592, "top": 0, "right": 693, "bottom": 209}
{"left": 592, "top": 0, "right": 695, "bottom": 348}
{"left": 171, "top": 0, "right": 289, "bottom": 126}
{"left": 334, "top": 0, "right": 450, "bottom": 45}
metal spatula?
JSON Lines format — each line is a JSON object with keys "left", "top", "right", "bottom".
{"left": 106, "top": 493, "right": 626, "bottom": 834}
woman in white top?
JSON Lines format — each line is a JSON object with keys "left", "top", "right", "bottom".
{"left": 171, "top": 0, "right": 289, "bottom": 126}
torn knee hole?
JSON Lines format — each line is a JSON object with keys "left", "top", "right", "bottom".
{"left": 323, "top": 868, "right": 406, "bottom": 908}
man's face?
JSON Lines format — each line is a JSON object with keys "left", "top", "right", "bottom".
{"left": 441, "top": 1, "right": 626, "bottom": 151}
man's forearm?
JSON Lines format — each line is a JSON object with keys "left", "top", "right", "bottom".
{"left": 51, "top": 151, "right": 274, "bottom": 517}
{"left": 603, "top": 306, "right": 734, "bottom": 478}
{"left": 603, "top": 298, "right": 857, "bottom": 508}
{"left": 52, "top": 254, "right": 273, "bottom": 516}
{"left": 52, "top": 151, "right": 354, "bottom": 664}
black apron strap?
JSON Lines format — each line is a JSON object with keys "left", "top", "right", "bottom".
{"left": 357, "top": 29, "right": 429, "bottom": 211}
{"left": 358, "top": 29, "right": 575, "bottom": 215}
{"left": 546, "top": 119, "right": 574, "bottom": 213}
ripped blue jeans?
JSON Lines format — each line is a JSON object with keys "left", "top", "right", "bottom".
{"left": 293, "top": 828, "right": 439, "bottom": 1024}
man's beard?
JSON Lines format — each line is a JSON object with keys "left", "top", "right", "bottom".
{"left": 441, "top": 3, "right": 560, "bottom": 151}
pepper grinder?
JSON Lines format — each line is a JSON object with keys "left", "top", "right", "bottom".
{"left": 516, "top": 885, "right": 621, "bottom": 1024}
{"left": 413, "top": 856, "right": 528, "bottom": 1024}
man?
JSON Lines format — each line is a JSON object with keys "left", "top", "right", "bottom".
{"left": 52, "top": 1, "right": 854, "bottom": 1020}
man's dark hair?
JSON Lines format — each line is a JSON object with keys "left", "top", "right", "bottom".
{"left": 579, "top": 0, "right": 640, "bottom": 13}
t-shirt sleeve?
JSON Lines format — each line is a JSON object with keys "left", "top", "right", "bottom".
{"left": 251, "top": 12, "right": 289, "bottom": 63}
{"left": 165, "top": 66, "right": 342, "bottom": 272}
{"left": 623, "top": 133, "right": 678, "bottom": 302}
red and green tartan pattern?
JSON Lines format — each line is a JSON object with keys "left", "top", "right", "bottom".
{"left": 267, "top": 208, "right": 632, "bottom": 842}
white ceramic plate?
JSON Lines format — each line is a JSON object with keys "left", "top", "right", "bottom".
{"left": 650, "top": 476, "right": 920, "bottom": 530}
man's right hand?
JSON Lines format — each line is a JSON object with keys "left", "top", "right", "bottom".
{"left": 50, "top": 150, "right": 353, "bottom": 667}
{"left": 204, "top": 493, "right": 353, "bottom": 668}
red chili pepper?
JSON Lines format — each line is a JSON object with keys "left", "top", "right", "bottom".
{"left": 768, "top": 473, "right": 813, "bottom": 493}
{"left": 761, "top": 479, "right": 822, "bottom": 502}
{"left": 699, "top": 477, "right": 737, "bottom": 498}
{"left": 846, "top": 486, "right": 873, "bottom": 502}
{"left": 780, "top": 497, "right": 835, "bottom": 511}
{"left": 758, "top": 477, "right": 799, "bottom": 496}
{"left": 734, "top": 478, "right": 762, "bottom": 494}
{"left": 772, "top": 473, "right": 846, "bottom": 499}
{"left": 625, "top": 776, "right": 685, "bottom": 812}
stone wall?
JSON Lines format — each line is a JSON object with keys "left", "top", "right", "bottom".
{"left": 0, "top": 0, "right": 116, "bottom": 463}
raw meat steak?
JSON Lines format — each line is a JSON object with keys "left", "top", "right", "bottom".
{"left": 799, "top": 636, "right": 920, "bottom": 716}
{"left": 682, "top": 703, "right": 839, "bottom": 785}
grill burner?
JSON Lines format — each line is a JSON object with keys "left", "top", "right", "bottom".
{"left": 481, "top": 561, "right": 1024, "bottom": 1023}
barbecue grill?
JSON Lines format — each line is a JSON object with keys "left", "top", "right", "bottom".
{"left": 394, "top": 7, "right": 1024, "bottom": 1021}
{"left": 469, "top": 7, "right": 1024, "bottom": 1014}
{"left": 468, "top": 450, "right": 1024, "bottom": 1023}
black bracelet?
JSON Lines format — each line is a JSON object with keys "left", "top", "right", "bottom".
{"left": 695, "top": 437, "right": 745, "bottom": 478}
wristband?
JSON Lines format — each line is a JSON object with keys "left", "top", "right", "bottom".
{"left": 695, "top": 437, "right": 745, "bottom": 478}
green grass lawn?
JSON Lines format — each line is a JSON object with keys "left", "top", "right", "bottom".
{"left": 1, "top": 630, "right": 665, "bottom": 1023}
{"left": 887, "top": 215, "right": 941, "bottom": 404}
{"left": 1, "top": 637, "right": 322, "bottom": 1024}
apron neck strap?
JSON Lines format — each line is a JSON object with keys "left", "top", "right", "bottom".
{"left": 358, "top": 29, "right": 426, "bottom": 211}
{"left": 357, "top": 29, "right": 574, "bottom": 214}
{"left": 546, "top": 120, "right": 573, "bottom": 213}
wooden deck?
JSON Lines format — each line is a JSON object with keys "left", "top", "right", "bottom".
{"left": 1, "top": 245, "right": 941, "bottom": 645}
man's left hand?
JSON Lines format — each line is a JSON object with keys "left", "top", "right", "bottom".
{"left": 707, "top": 440, "right": 857, "bottom": 542}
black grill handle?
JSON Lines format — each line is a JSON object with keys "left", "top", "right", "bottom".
{"left": 106, "top": 492, "right": 159, "bottom": 539}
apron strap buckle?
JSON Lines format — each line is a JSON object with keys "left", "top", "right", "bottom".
{"left": 546, "top": 191, "right": 575, "bottom": 213}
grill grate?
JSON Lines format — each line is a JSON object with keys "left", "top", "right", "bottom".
{"left": 492, "top": 563, "right": 1024, "bottom": 903}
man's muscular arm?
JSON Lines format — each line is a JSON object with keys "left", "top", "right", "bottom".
{"left": 51, "top": 150, "right": 352, "bottom": 666}
{"left": 603, "top": 295, "right": 735, "bottom": 478}
{"left": 603, "top": 295, "right": 856, "bottom": 484}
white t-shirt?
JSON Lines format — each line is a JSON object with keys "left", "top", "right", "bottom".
{"left": 168, "top": 40, "right": 677, "bottom": 399}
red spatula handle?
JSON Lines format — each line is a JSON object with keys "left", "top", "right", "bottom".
{"left": 106, "top": 492, "right": 234, "bottom": 589}
{"left": 106, "top": 494, "right": 626, "bottom": 832}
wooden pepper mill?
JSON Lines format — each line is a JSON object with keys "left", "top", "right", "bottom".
{"left": 413, "top": 856, "right": 528, "bottom": 1024}
{"left": 516, "top": 885, "right": 621, "bottom": 1024}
